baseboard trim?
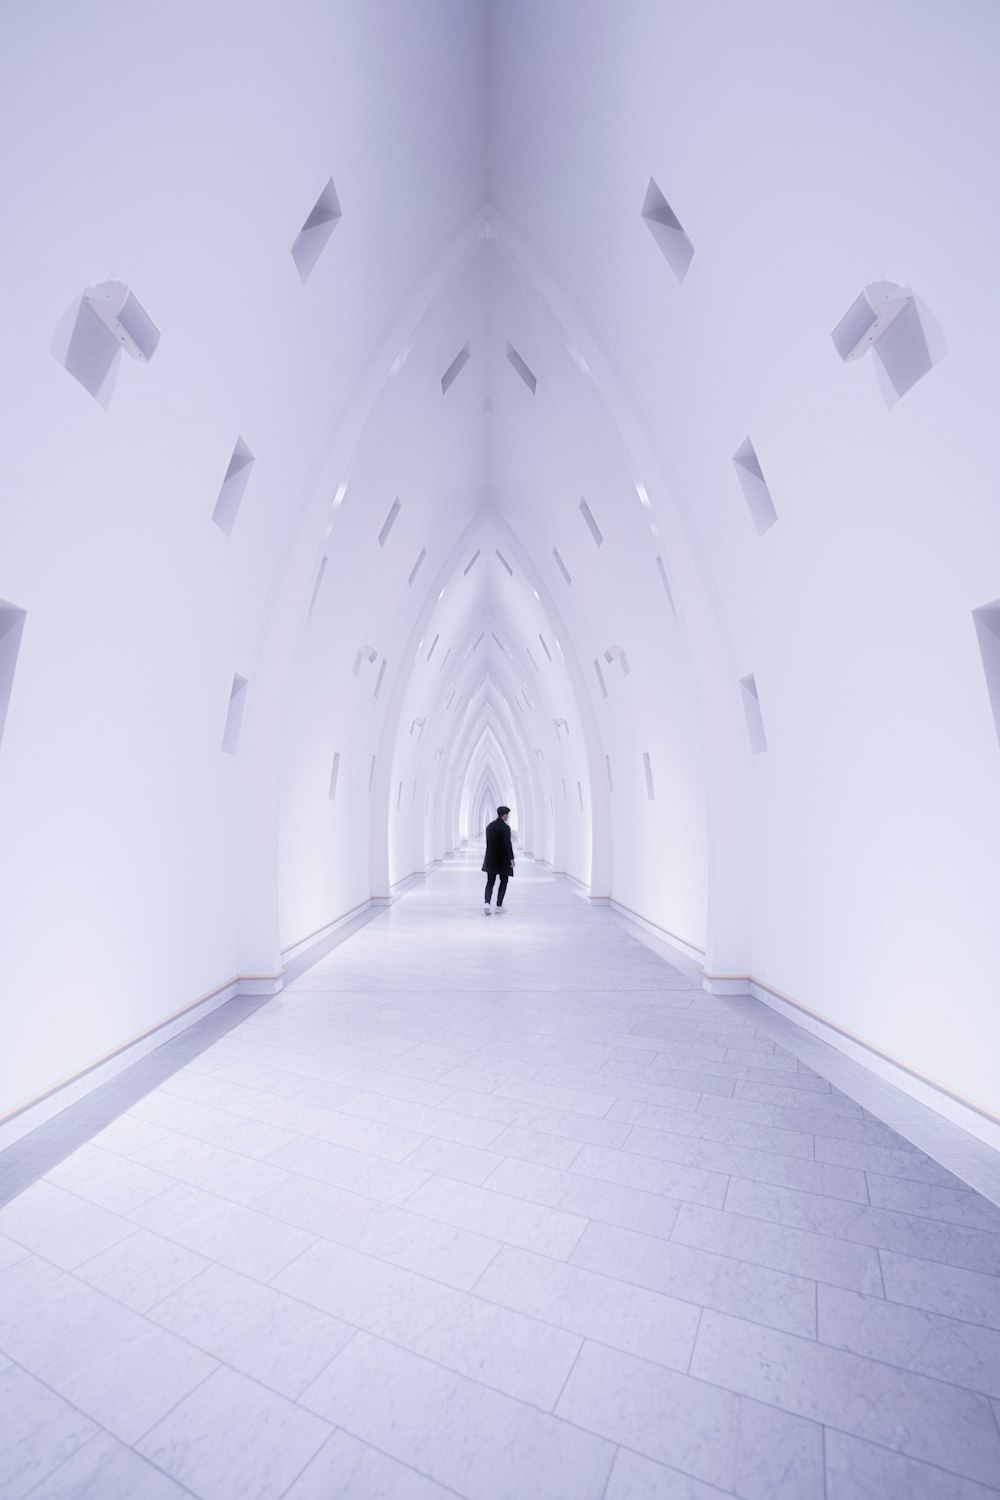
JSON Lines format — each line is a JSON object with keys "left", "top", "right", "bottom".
{"left": 610, "top": 901, "right": 707, "bottom": 964}
{"left": 709, "top": 971, "right": 1000, "bottom": 1151}
{"left": 280, "top": 901, "right": 377, "bottom": 961}
{"left": 0, "top": 972, "right": 249, "bottom": 1150}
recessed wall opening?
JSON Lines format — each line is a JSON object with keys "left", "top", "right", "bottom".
{"left": 526, "top": 646, "right": 538, "bottom": 671}
{"left": 396, "top": 782, "right": 403, "bottom": 810}
{"left": 222, "top": 674, "right": 248, "bottom": 755}
{"left": 593, "top": 658, "right": 608, "bottom": 699}
{"left": 408, "top": 549, "right": 426, "bottom": 585}
{"left": 0, "top": 601, "right": 27, "bottom": 753}
{"left": 439, "top": 647, "right": 451, "bottom": 673}
{"left": 426, "top": 635, "right": 439, "bottom": 662}
{"left": 377, "top": 497, "right": 401, "bottom": 548}
{"left": 577, "top": 781, "right": 583, "bottom": 810}
{"left": 655, "top": 554, "right": 677, "bottom": 615}
{"left": 539, "top": 634, "right": 552, "bottom": 661}
{"left": 292, "top": 177, "right": 342, "bottom": 283}
{"left": 605, "top": 754, "right": 614, "bottom": 791}
{"left": 474, "top": 632, "right": 485, "bottom": 651}
{"left": 506, "top": 342, "right": 537, "bottom": 394}
{"left": 495, "top": 549, "right": 513, "bottom": 576}
{"left": 353, "top": 645, "right": 377, "bottom": 677}
{"left": 368, "top": 755, "right": 376, "bottom": 792}
{"left": 604, "top": 645, "right": 630, "bottom": 678}
{"left": 973, "top": 600, "right": 1000, "bottom": 749}
{"left": 374, "top": 659, "right": 387, "bottom": 697}
{"left": 739, "top": 673, "right": 768, "bottom": 754}
{"left": 562, "top": 778, "right": 567, "bottom": 801}
{"left": 441, "top": 343, "right": 471, "bottom": 395}
{"left": 643, "top": 751, "right": 655, "bottom": 800}
{"left": 211, "top": 437, "right": 254, "bottom": 537}
{"left": 552, "top": 549, "right": 572, "bottom": 586}
{"left": 641, "top": 177, "right": 694, "bottom": 283}
{"left": 733, "top": 437, "right": 778, "bottom": 537}
{"left": 463, "top": 549, "right": 481, "bottom": 576}
{"left": 308, "top": 555, "right": 328, "bottom": 615}
{"left": 579, "top": 497, "right": 604, "bottom": 548}
{"left": 328, "top": 751, "right": 341, "bottom": 801}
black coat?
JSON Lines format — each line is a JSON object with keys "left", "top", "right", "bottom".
{"left": 482, "top": 817, "right": 514, "bottom": 876}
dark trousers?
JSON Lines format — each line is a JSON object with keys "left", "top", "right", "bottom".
{"left": 484, "top": 872, "right": 509, "bottom": 906}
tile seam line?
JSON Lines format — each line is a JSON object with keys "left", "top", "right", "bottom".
{"left": 710, "top": 1191, "right": 1000, "bottom": 1247}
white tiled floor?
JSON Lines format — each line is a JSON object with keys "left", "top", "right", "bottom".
{"left": 1, "top": 854, "right": 1000, "bottom": 1498}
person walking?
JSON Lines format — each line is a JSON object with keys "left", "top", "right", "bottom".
{"left": 482, "top": 805, "right": 515, "bottom": 914}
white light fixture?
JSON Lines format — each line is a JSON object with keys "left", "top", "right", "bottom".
{"left": 83, "top": 281, "right": 160, "bottom": 361}
{"left": 832, "top": 281, "right": 912, "bottom": 362}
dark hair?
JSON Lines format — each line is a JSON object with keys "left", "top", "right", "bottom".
{"left": 497, "top": 805, "right": 511, "bottom": 817}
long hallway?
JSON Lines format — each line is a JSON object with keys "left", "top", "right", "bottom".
{"left": 1, "top": 856, "right": 999, "bottom": 1499}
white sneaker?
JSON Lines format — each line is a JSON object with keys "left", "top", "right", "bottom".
{"left": 496, "top": 906, "right": 508, "bottom": 914}
{"left": 484, "top": 903, "right": 491, "bottom": 914}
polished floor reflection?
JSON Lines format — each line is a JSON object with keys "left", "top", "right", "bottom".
{"left": 1, "top": 856, "right": 999, "bottom": 1498}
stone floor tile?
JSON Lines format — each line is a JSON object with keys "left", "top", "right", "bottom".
{"left": 403, "top": 1173, "right": 588, "bottom": 1258}
{"left": 672, "top": 1202, "right": 883, "bottom": 1293}
{"left": 284, "top": 1429, "right": 458, "bottom": 1500}
{"left": 880, "top": 1249, "right": 1000, "bottom": 1331}
{"left": 74, "top": 1226, "right": 209, "bottom": 1312}
{"left": 824, "top": 1428, "right": 1000, "bottom": 1500}
{"left": 0, "top": 1363, "right": 97, "bottom": 1500}
{"left": 25, "top": 1430, "right": 194, "bottom": 1499}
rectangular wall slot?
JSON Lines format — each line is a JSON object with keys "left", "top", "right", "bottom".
{"left": 308, "top": 555, "right": 328, "bottom": 616}
{"left": 441, "top": 343, "right": 471, "bottom": 395}
{"left": 522, "top": 689, "right": 532, "bottom": 710}
{"left": 445, "top": 690, "right": 455, "bottom": 709}
{"left": 526, "top": 647, "right": 538, "bottom": 671}
{"left": 328, "top": 751, "right": 341, "bottom": 801}
{"left": 605, "top": 754, "right": 614, "bottom": 792}
{"left": 397, "top": 782, "right": 403, "bottom": 810}
{"left": 0, "top": 602, "right": 27, "bottom": 753}
{"left": 426, "top": 635, "right": 439, "bottom": 662}
{"left": 408, "top": 549, "right": 426, "bottom": 586}
{"left": 412, "top": 779, "right": 418, "bottom": 803}
{"left": 539, "top": 634, "right": 552, "bottom": 661}
{"left": 733, "top": 437, "right": 778, "bottom": 537}
{"left": 577, "top": 781, "right": 584, "bottom": 810}
{"left": 579, "top": 497, "right": 604, "bottom": 548}
{"left": 490, "top": 631, "right": 506, "bottom": 654}
{"left": 593, "top": 658, "right": 608, "bottom": 699}
{"left": 463, "top": 549, "right": 481, "bottom": 576}
{"left": 292, "top": 177, "right": 342, "bottom": 283}
{"left": 643, "top": 751, "right": 655, "bottom": 800}
{"left": 439, "top": 647, "right": 451, "bottom": 673}
{"left": 212, "top": 437, "right": 254, "bottom": 537}
{"left": 368, "top": 755, "right": 376, "bottom": 792}
{"left": 495, "top": 549, "right": 513, "bottom": 576}
{"left": 641, "top": 177, "right": 694, "bottom": 283}
{"left": 552, "top": 548, "right": 572, "bottom": 586}
{"left": 562, "top": 778, "right": 567, "bottom": 802}
{"left": 474, "top": 632, "right": 485, "bottom": 650}
{"left": 973, "top": 600, "right": 1000, "bottom": 749}
{"left": 374, "top": 659, "right": 387, "bottom": 698}
{"left": 377, "top": 497, "right": 401, "bottom": 548}
{"left": 739, "top": 673, "right": 768, "bottom": 754}
{"left": 222, "top": 674, "right": 248, "bottom": 755}
{"left": 506, "top": 343, "right": 537, "bottom": 395}
{"left": 655, "top": 554, "right": 677, "bottom": 615}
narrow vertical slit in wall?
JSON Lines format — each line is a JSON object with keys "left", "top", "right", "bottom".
{"left": 549, "top": 793, "right": 554, "bottom": 813}
{"left": 522, "top": 689, "right": 531, "bottom": 710}
{"left": 474, "top": 632, "right": 485, "bottom": 651}
{"left": 495, "top": 549, "right": 513, "bottom": 576}
{"left": 579, "top": 498, "right": 604, "bottom": 548}
{"left": 212, "top": 437, "right": 254, "bottom": 537}
{"left": 463, "top": 549, "right": 480, "bottom": 576}
{"left": 605, "top": 754, "right": 614, "bottom": 792}
{"left": 222, "top": 674, "right": 248, "bottom": 754}
{"left": 368, "top": 755, "right": 376, "bottom": 792}
{"left": 577, "top": 781, "right": 583, "bottom": 810}
{"left": 377, "top": 497, "right": 401, "bottom": 548}
{"left": 308, "top": 555, "right": 328, "bottom": 615}
{"left": 562, "top": 778, "right": 567, "bottom": 802}
{"left": 641, "top": 177, "right": 694, "bottom": 283}
{"left": 408, "top": 549, "right": 426, "bottom": 585}
{"left": 374, "top": 659, "right": 387, "bottom": 698}
{"left": 526, "top": 646, "right": 538, "bottom": 671}
{"left": 426, "top": 635, "right": 439, "bottom": 662}
{"left": 733, "top": 437, "right": 778, "bottom": 536}
{"left": 739, "top": 673, "right": 768, "bottom": 754}
{"left": 328, "top": 751, "right": 341, "bottom": 801}
{"left": 396, "top": 782, "right": 402, "bottom": 810}
{"left": 506, "top": 342, "right": 537, "bottom": 394}
{"left": 539, "top": 634, "right": 552, "bottom": 661}
{"left": 412, "top": 779, "right": 418, "bottom": 803}
{"left": 655, "top": 555, "right": 677, "bottom": 615}
{"left": 439, "top": 647, "right": 451, "bottom": 673}
{"left": 643, "top": 751, "right": 655, "bottom": 800}
{"left": 593, "top": 658, "right": 608, "bottom": 699}
{"left": 425, "top": 793, "right": 430, "bottom": 812}
{"left": 445, "top": 689, "right": 455, "bottom": 709}
{"left": 552, "top": 548, "right": 572, "bottom": 586}
{"left": 441, "top": 342, "right": 471, "bottom": 395}
{"left": 972, "top": 599, "right": 1000, "bottom": 749}
{"left": 292, "top": 176, "right": 342, "bottom": 282}
{"left": 0, "top": 602, "right": 27, "bottom": 753}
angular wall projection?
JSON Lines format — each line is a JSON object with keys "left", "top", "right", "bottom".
{"left": 328, "top": 751, "right": 341, "bottom": 800}
{"left": 973, "top": 599, "right": 1000, "bottom": 750}
{"left": 506, "top": 342, "right": 537, "bottom": 394}
{"left": 408, "top": 549, "right": 426, "bottom": 585}
{"left": 641, "top": 177, "right": 694, "bottom": 283}
{"left": 222, "top": 674, "right": 248, "bottom": 755}
{"left": 377, "top": 498, "right": 401, "bottom": 548}
{"left": 463, "top": 549, "right": 480, "bottom": 575}
{"left": 308, "top": 555, "right": 328, "bottom": 615}
{"left": 579, "top": 497, "right": 604, "bottom": 547}
{"left": 292, "top": 177, "right": 341, "bottom": 282}
{"left": 441, "top": 343, "right": 471, "bottom": 394}
{"left": 0, "top": 601, "right": 27, "bottom": 754}
{"left": 552, "top": 548, "right": 572, "bottom": 585}
{"left": 732, "top": 437, "right": 777, "bottom": 537}
{"left": 643, "top": 751, "right": 655, "bottom": 800}
{"left": 212, "top": 437, "right": 255, "bottom": 537}
{"left": 740, "top": 673, "right": 768, "bottom": 754}
{"left": 655, "top": 554, "right": 677, "bottom": 615}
